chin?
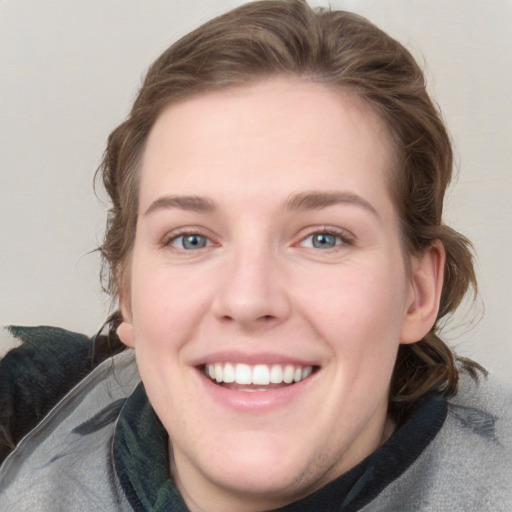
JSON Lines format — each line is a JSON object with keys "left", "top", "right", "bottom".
{"left": 185, "top": 431, "right": 333, "bottom": 504}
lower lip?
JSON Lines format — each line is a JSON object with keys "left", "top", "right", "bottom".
{"left": 196, "top": 370, "right": 317, "bottom": 413}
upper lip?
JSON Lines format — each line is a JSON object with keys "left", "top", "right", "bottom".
{"left": 190, "top": 350, "right": 321, "bottom": 368}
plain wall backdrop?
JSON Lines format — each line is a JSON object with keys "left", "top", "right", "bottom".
{"left": 1, "top": 0, "right": 511, "bottom": 384}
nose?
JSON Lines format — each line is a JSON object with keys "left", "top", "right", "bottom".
{"left": 211, "top": 243, "right": 292, "bottom": 330}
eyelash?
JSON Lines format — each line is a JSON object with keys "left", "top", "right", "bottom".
{"left": 162, "top": 226, "right": 354, "bottom": 252}
{"left": 162, "top": 229, "right": 215, "bottom": 251}
{"left": 296, "top": 226, "right": 354, "bottom": 251}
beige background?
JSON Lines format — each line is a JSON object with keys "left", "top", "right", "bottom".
{"left": 1, "top": 0, "right": 511, "bottom": 384}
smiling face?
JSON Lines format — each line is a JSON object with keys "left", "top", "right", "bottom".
{"left": 118, "top": 78, "right": 441, "bottom": 512}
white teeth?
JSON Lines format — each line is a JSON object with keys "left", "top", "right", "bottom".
{"left": 223, "top": 362, "right": 235, "bottom": 383}
{"left": 269, "top": 364, "right": 283, "bottom": 384}
{"left": 214, "top": 363, "right": 223, "bottom": 383}
{"left": 283, "top": 365, "right": 294, "bottom": 384}
{"left": 252, "top": 365, "right": 270, "bottom": 385}
{"left": 204, "top": 362, "right": 314, "bottom": 386}
{"left": 235, "top": 363, "right": 252, "bottom": 385}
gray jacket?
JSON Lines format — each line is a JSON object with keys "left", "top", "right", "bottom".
{"left": 1, "top": 349, "right": 511, "bottom": 511}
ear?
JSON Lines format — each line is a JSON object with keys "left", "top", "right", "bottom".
{"left": 117, "top": 319, "right": 135, "bottom": 348}
{"left": 400, "top": 240, "right": 445, "bottom": 344}
{"left": 117, "top": 292, "right": 136, "bottom": 349}
{"left": 115, "top": 260, "right": 136, "bottom": 348}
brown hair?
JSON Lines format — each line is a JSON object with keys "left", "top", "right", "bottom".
{"left": 97, "top": 0, "right": 478, "bottom": 416}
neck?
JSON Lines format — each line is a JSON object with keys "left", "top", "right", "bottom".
{"left": 168, "top": 414, "right": 396, "bottom": 512}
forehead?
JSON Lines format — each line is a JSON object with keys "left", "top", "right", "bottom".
{"left": 139, "top": 78, "right": 395, "bottom": 214}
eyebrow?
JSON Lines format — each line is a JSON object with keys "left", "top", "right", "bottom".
{"left": 144, "top": 195, "right": 216, "bottom": 215}
{"left": 143, "top": 190, "right": 378, "bottom": 217}
{"left": 284, "top": 191, "right": 379, "bottom": 216}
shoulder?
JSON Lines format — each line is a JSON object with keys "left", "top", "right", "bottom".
{"left": 0, "top": 326, "right": 93, "bottom": 462}
{"left": 365, "top": 373, "right": 512, "bottom": 511}
{"left": 0, "top": 349, "right": 139, "bottom": 511}
{"left": 443, "top": 372, "right": 512, "bottom": 476}
{"left": 0, "top": 324, "right": 125, "bottom": 464}
{"left": 433, "top": 374, "right": 512, "bottom": 509}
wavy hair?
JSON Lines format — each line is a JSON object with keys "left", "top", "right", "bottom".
{"left": 97, "top": 0, "right": 478, "bottom": 417}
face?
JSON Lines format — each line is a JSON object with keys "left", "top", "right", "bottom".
{"left": 120, "top": 78, "right": 432, "bottom": 512}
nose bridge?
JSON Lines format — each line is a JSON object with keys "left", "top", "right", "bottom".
{"left": 212, "top": 230, "right": 291, "bottom": 327}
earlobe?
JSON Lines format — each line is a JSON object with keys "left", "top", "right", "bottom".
{"left": 400, "top": 241, "right": 445, "bottom": 345}
{"left": 118, "top": 296, "right": 136, "bottom": 348}
{"left": 116, "top": 263, "right": 136, "bottom": 347}
{"left": 117, "top": 320, "right": 136, "bottom": 348}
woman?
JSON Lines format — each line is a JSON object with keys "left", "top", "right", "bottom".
{"left": 1, "top": 1, "right": 510, "bottom": 510}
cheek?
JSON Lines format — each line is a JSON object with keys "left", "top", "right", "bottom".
{"left": 297, "top": 259, "right": 408, "bottom": 363}
{"left": 129, "top": 256, "right": 213, "bottom": 353}
{"left": 128, "top": 263, "right": 209, "bottom": 419}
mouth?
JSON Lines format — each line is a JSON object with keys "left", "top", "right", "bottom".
{"left": 202, "top": 362, "right": 318, "bottom": 392}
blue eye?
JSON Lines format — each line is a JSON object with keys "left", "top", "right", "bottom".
{"left": 301, "top": 232, "right": 343, "bottom": 249}
{"left": 172, "top": 234, "right": 209, "bottom": 250}
{"left": 311, "top": 233, "right": 338, "bottom": 248}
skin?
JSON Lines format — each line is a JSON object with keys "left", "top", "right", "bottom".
{"left": 118, "top": 78, "right": 444, "bottom": 512}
